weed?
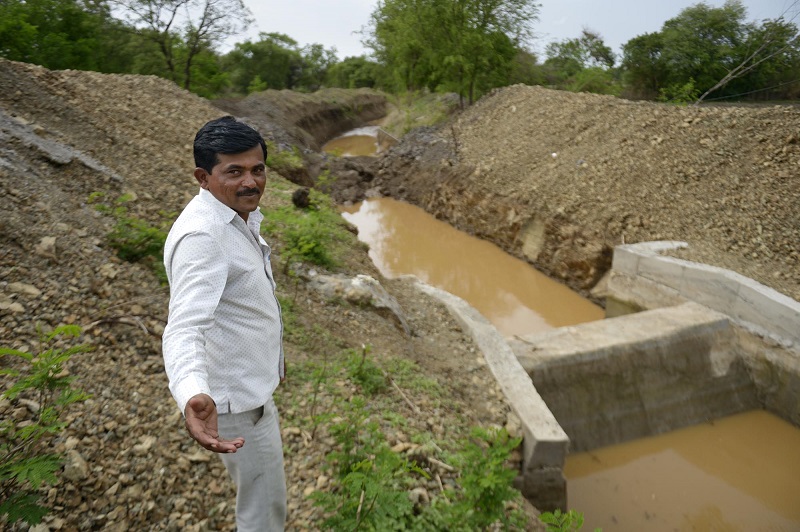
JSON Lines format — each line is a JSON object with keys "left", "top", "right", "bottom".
{"left": 539, "top": 509, "right": 600, "bottom": 532}
{"left": 266, "top": 142, "right": 305, "bottom": 175}
{"left": 0, "top": 326, "right": 92, "bottom": 525}
{"left": 89, "top": 193, "right": 170, "bottom": 283}
{"left": 345, "top": 345, "right": 387, "bottom": 396}
{"left": 261, "top": 189, "right": 355, "bottom": 272}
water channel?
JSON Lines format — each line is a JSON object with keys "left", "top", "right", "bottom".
{"left": 324, "top": 127, "right": 800, "bottom": 531}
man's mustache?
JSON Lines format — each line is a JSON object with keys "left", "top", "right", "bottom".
{"left": 237, "top": 188, "right": 260, "bottom": 196}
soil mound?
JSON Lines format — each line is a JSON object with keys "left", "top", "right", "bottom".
{"left": 369, "top": 85, "right": 800, "bottom": 302}
{"left": 0, "top": 59, "right": 519, "bottom": 530}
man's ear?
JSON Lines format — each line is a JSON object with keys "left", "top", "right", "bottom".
{"left": 194, "top": 167, "right": 209, "bottom": 189}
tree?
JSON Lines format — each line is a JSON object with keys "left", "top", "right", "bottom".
{"left": 326, "top": 56, "right": 382, "bottom": 89}
{"left": 659, "top": 0, "right": 748, "bottom": 93}
{"left": 621, "top": 32, "right": 667, "bottom": 99}
{"left": 695, "top": 10, "right": 800, "bottom": 103}
{"left": 620, "top": 0, "right": 800, "bottom": 102}
{"left": 365, "top": 0, "right": 539, "bottom": 105}
{"left": 543, "top": 28, "right": 616, "bottom": 91}
{"left": 112, "top": 0, "right": 252, "bottom": 91}
{"left": 0, "top": 0, "right": 136, "bottom": 72}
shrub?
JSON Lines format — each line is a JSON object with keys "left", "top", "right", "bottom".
{"left": 0, "top": 326, "right": 91, "bottom": 525}
{"left": 89, "top": 193, "right": 169, "bottom": 283}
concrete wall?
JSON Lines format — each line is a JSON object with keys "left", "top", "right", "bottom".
{"left": 412, "top": 280, "right": 569, "bottom": 511}
{"left": 608, "top": 241, "right": 800, "bottom": 347}
{"left": 605, "top": 241, "right": 800, "bottom": 427}
{"left": 511, "top": 303, "right": 760, "bottom": 452}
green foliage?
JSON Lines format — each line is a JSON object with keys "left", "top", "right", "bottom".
{"left": 247, "top": 74, "right": 268, "bottom": 93}
{"left": 567, "top": 67, "right": 621, "bottom": 96}
{"left": 447, "top": 427, "right": 526, "bottom": 529}
{"left": 261, "top": 188, "right": 354, "bottom": 271}
{"left": 0, "top": 326, "right": 92, "bottom": 525}
{"left": 304, "top": 345, "right": 528, "bottom": 530}
{"left": 658, "top": 78, "right": 700, "bottom": 104}
{"left": 90, "top": 193, "right": 169, "bottom": 283}
{"left": 366, "top": 0, "right": 539, "bottom": 104}
{"left": 326, "top": 55, "right": 382, "bottom": 89}
{"left": 266, "top": 142, "right": 305, "bottom": 175}
{"left": 221, "top": 32, "right": 338, "bottom": 95}
{"left": 0, "top": 0, "right": 134, "bottom": 72}
{"left": 345, "top": 345, "right": 388, "bottom": 396}
{"left": 539, "top": 509, "right": 598, "bottom": 532}
{"left": 621, "top": 1, "right": 800, "bottom": 102}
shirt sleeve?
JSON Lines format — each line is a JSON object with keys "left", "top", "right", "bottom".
{"left": 162, "top": 231, "right": 228, "bottom": 414}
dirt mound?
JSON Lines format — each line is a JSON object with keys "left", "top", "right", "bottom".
{"left": 369, "top": 85, "right": 800, "bottom": 302}
{"left": 0, "top": 59, "right": 522, "bottom": 530}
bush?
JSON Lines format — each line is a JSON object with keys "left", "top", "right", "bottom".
{"left": 89, "top": 193, "right": 169, "bottom": 283}
{"left": 262, "top": 188, "right": 354, "bottom": 271}
{"left": 0, "top": 326, "right": 91, "bottom": 525}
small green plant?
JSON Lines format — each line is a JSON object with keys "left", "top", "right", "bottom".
{"left": 345, "top": 345, "right": 387, "bottom": 396}
{"left": 261, "top": 188, "right": 355, "bottom": 272}
{"left": 657, "top": 78, "right": 699, "bottom": 105}
{"left": 306, "top": 345, "right": 529, "bottom": 530}
{"left": 433, "top": 427, "right": 527, "bottom": 530}
{"left": 266, "top": 142, "right": 305, "bottom": 175}
{"left": 0, "top": 325, "right": 92, "bottom": 525}
{"left": 89, "top": 193, "right": 169, "bottom": 283}
{"left": 540, "top": 509, "right": 600, "bottom": 532}
{"left": 312, "top": 395, "right": 425, "bottom": 530}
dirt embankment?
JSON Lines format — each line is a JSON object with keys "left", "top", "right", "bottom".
{"left": 3, "top": 56, "right": 799, "bottom": 530}
{"left": 0, "top": 59, "right": 525, "bottom": 530}
{"left": 337, "top": 85, "right": 799, "bottom": 303}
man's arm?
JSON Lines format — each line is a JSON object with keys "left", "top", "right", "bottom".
{"left": 163, "top": 231, "right": 244, "bottom": 452}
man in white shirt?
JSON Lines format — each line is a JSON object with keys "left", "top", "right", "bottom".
{"left": 162, "top": 116, "right": 286, "bottom": 531}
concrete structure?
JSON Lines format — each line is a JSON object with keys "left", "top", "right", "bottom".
{"left": 510, "top": 302, "right": 760, "bottom": 452}
{"left": 605, "top": 241, "right": 800, "bottom": 427}
{"left": 411, "top": 241, "right": 800, "bottom": 512}
{"left": 413, "top": 280, "right": 570, "bottom": 511}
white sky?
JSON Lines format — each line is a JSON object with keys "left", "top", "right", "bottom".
{"left": 230, "top": 0, "right": 796, "bottom": 60}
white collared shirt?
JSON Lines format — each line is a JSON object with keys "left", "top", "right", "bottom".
{"left": 162, "top": 188, "right": 284, "bottom": 415}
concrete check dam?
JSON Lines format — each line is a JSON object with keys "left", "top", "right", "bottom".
{"left": 324, "top": 127, "right": 800, "bottom": 531}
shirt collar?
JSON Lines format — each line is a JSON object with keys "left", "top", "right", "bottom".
{"left": 198, "top": 188, "right": 263, "bottom": 230}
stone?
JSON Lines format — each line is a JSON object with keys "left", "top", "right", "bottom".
{"left": 63, "top": 450, "right": 90, "bottom": 481}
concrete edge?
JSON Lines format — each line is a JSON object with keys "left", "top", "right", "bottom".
{"left": 612, "top": 241, "right": 800, "bottom": 347}
{"left": 409, "top": 277, "right": 569, "bottom": 509}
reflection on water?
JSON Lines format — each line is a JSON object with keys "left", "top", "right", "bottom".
{"left": 565, "top": 410, "right": 800, "bottom": 531}
{"left": 341, "top": 197, "right": 602, "bottom": 337}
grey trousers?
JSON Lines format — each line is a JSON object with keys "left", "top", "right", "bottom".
{"left": 218, "top": 398, "right": 287, "bottom": 532}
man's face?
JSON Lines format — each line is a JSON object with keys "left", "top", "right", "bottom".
{"left": 194, "top": 145, "right": 266, "bottom": 221}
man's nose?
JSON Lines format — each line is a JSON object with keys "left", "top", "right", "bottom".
{"left": 241, "top": 171, "right": 258, "bottom": 187}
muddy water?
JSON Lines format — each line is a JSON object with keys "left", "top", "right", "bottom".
{"left": 322, "top": 125, "right": 380, "bottom": 156}
{"left": 566, "top": 410, "right": 800, "bottom": 531}
{"left": 341, "top": 197, "right": 603, "bottom": 337}
{"left": 331, "top": 128, "right": 800, "bottom": 531}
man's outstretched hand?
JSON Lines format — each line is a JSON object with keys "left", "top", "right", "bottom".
{"left": 184, "top": 393, "right": 245, "bottom": 453}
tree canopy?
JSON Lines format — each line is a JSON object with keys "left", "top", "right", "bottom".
{"left": 1, "top": 0, "right": 798, "bottom": 104}
{"left": 364, "top": 0, "right": 540, "bottom": 105}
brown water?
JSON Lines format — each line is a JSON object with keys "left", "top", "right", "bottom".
{"left": 332, "top": 129, "right": 800, "bottom": 530}
{"left": 566, "top": 410, "right": 800, "bottom": 531}
{"left": 322, "top": 126, "right": 379, "bottom": 157}
{"left": 341, "top": 197, "right": 603, "bottom": 337}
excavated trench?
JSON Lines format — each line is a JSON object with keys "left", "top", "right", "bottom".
{"left": 323, "top": 125, "right": 800, "bottom": 530}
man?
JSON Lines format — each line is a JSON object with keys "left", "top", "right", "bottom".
{"left": 162, "top": 116, "right": 286, "bottom": 531}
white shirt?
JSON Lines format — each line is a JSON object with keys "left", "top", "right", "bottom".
{"left": 162, "top": 188, "right": 284, "bottom": 415}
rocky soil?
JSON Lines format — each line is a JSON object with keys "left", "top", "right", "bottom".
{"left": 3, "top": 56, "right": 799, "bottom": 531}
{"left": 0, "top": 59, "right": 530, "bottom": 531}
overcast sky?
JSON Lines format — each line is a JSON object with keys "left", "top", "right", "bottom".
{"left": 230, "top": 0, "right": 796, "bottom": 60}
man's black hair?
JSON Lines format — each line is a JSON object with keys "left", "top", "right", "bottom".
{"left": 193, "top": 116, "right": 268, "bottom": 173}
